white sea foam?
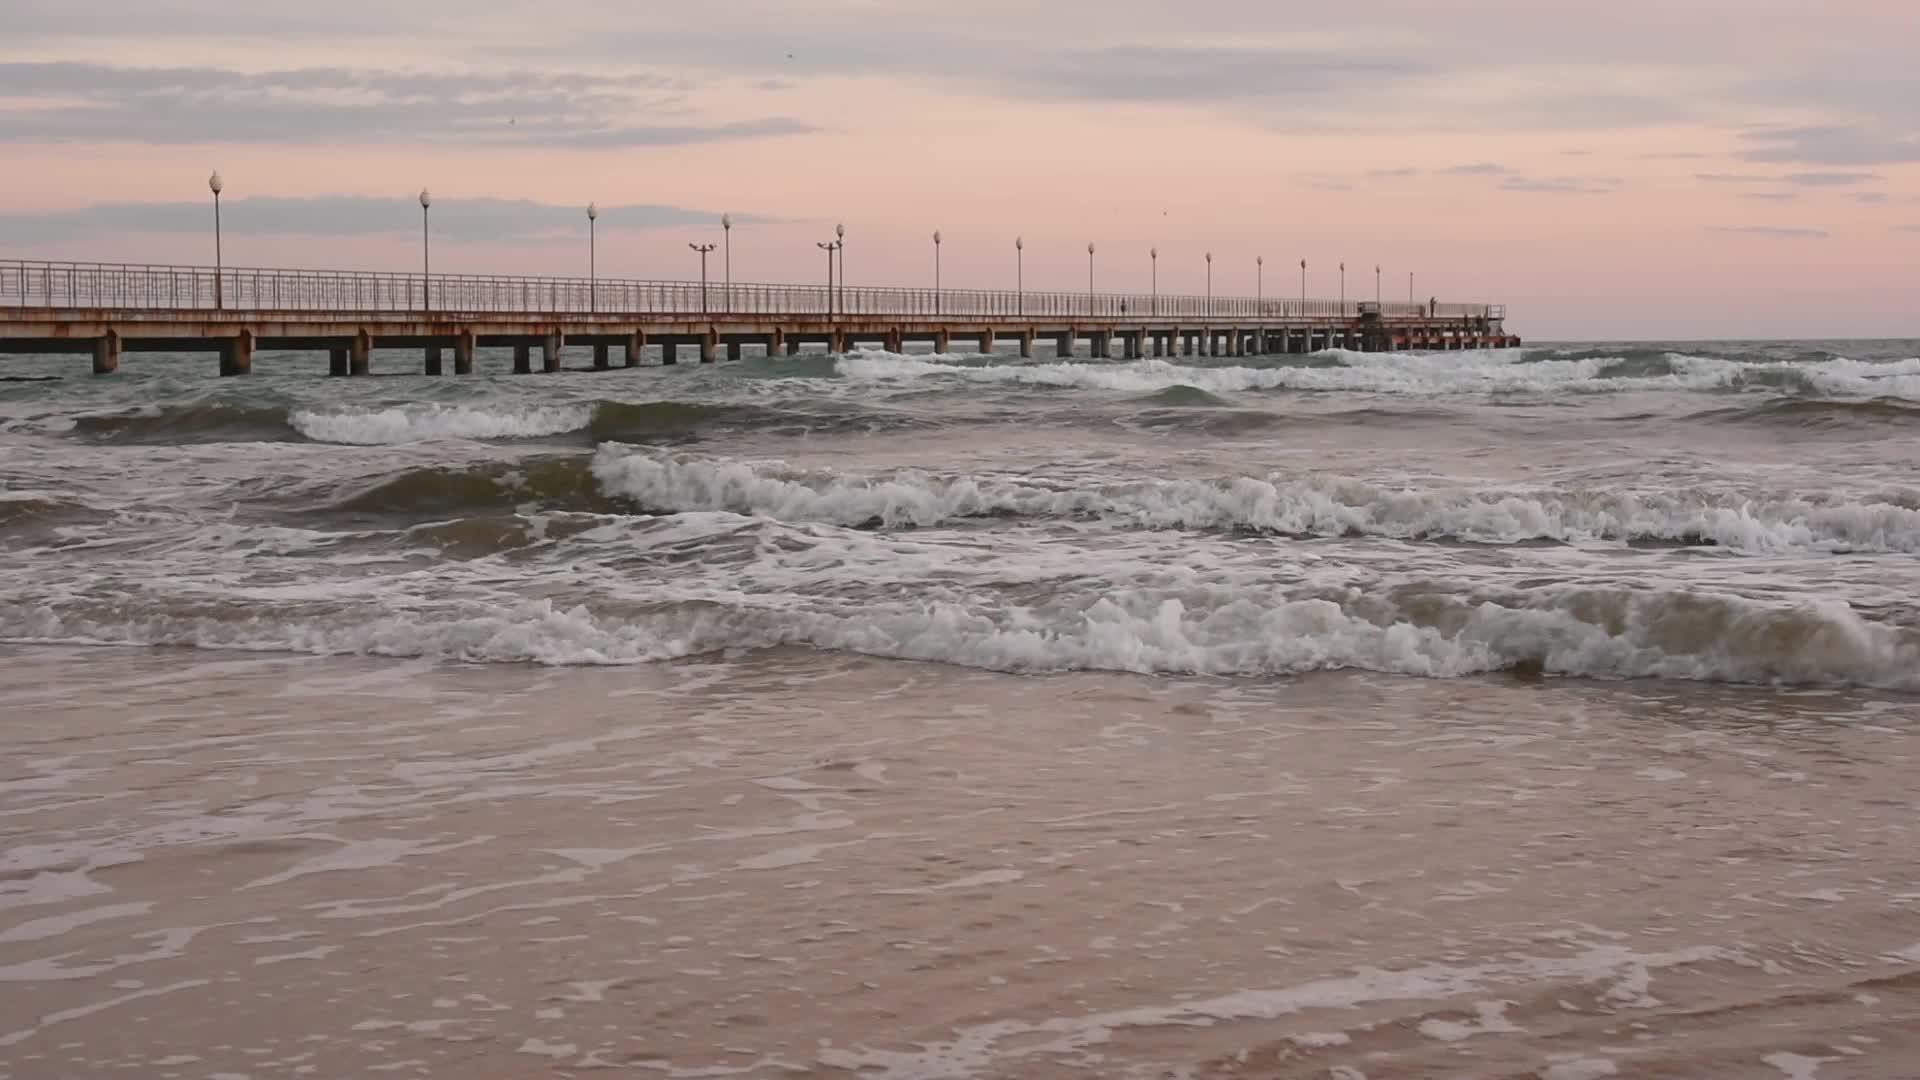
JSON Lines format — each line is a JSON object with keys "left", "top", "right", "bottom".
{"left": 591, "top": 447, "right": 1920, "bottom": 554}
{"left": 834, "top": 348, "right": 1920, "bottom": 400}
{"left": 6, "top": 576, "right": 1916, "bottom": 691}
{"left": 290, "top": 404, "right": 592, "bottom": 445}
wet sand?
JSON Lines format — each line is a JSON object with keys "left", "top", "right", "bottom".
{"left": 3, "top": 645, "right": 1917, "bottom": 1079}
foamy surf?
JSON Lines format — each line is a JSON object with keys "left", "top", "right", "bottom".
{"left": 290, "top": 403, "right": 594, "bottom": 444}
{"left": 834, "top": 348, "right": 1920, "bottom": 400}
{"left": 590, "top": 447, "right": 1920, "bottom": 554}
{"left": 5, "top": 577, "right": 1915, "bottom": 690}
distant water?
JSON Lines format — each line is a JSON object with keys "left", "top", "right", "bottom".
{"left": 3, "top": 339, "right": 1919, "bottom": 1077}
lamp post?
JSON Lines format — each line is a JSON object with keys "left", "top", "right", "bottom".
{"left": 1339, "top": 261, "right": 1346, "bottom": 311}
{"left": 835, "top": 223, "right": 846, "bottom": 315}
{"left": 1375, "top": 264, "right": 1381, "bottom": 305}
{"left": 1299, "top": 258, "right": 1307, "bottom": 310}
{"left": 932, "top": 229, "right": 942, "bottom": 315}
{"left": 816, "top": 237, "right": 841, "bottom": 317}
{"left": 1015, "top": 236, "right": 1024, "bottom": 317}
{"left": 1150, "top": 247, "right": 1158, "bottom": 317}
{"left": 721, "top": 213, "right": 732, "bottom": 313}
{"left": 689, "top": 242, "right": 716, "bottom": 313}
{"left": 419, "top": 188, "right": 432, "bottom": 313}
{"left": 1086, "top": 242, "right": 1096, "bottom": 317}
{"left": 1257, "top": 255, "right": 1264, "bottom": 317}
{"left": 208, "top": 171, "right": 224, "bottom": 311}
{"left": 587, "top": 202, "right": 598, "bottom": 314}
{"left": 1205, "top": 251, "right": 1212, "bottom": 318}
{"left": 1409, "top": 271, "right": 1414, "bottom": 307}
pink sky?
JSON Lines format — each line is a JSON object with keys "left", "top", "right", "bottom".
{"left": 3, "top": 0, "right": 1916, "bottom": 339}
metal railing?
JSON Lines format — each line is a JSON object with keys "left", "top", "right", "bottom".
{"left": 1, "top": 259, "right": 1504, "bottom": 322}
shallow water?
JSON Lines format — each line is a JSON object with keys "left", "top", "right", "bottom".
{"left": 2, "top": 339, "right": 1919, "bottom": 1077}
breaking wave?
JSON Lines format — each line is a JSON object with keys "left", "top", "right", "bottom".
{"left": 6, "top": 576, "right": 1916, "bottom": 691}
{"left": 590, "top": 448, "right": 1920, "bottom": 554}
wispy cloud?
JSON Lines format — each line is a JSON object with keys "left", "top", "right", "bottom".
{"left": 1695, "top": 173, "right": 1774, "bottom": 183}
{"left": 1738, "top": 124, "right": 1920, "bottom": 165}
{"left": 1853, "top": 192, "right": 1890, "bottom": 205}
{"left": 0, "top": 61, "right": 814, "bottom": 147}
{"left": 1498, "top": 176, "right": 1621, "bottom": 194}
{"left": 1741, "top": 192, "right": 1798, "bottom": 202}
{"left": 1441, "top": 162, "right": 1509, "bottom": 176}
{"left": 1895, "top": 224, "right": 1920, "bottom": 233}
{"left": 0, "top": 196, "right": 775, "bottom": 245}
{"left": 1708, "top": 225, "right": 1830, "bottom": 239}
{"left": 1783, "top": 171, "right": 1879, "bottom": 187}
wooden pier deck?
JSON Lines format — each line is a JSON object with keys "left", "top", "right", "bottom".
{"left": 2, "top": 261, "right": 1518, "bottom": 376}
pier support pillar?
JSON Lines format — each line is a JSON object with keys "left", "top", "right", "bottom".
{"left": 454, "top": 332, "right": 475, "bottom": 375}
{"left": 662, "top": 342, "right": 679, "bottom": 366}
{"left": 425, "top": 344, "right": 444, "bottom": 376}
{"left": 623, "top": 331, "right": 645, "bottom": 368}
{"left": 329, "top": 346, "right": 349, "bottom": 377}
{"left": 513, "top": 344, "right": 532, "bottom": 374}
{"left": 1093, "top": 331, "right": 1112, "bottom": 358}
{"left": 542, "top": 332, "right": 563, "bottom": 373}
{"left": 91, "top": 331, "right": 120, "bottom": 376}
{"left": 885, "top": 329, "right": 904, "bottom": 353}
{"left": 1056, "top": 332, "right": 1074, "bottom": 358}
{"left": 934, "top": 330, "right": 951, "bottom": 354}
{"left": 786, "top": 339, "right": 801, "bottom": 357}
{"left": 593, "top": 343, "right": 611, "bottom": 370}
{"left": 1019, "top": 331, "right": 1034, "bottom": 358}
{"left": 700, "top": 331, "right": 718, "bottom": 363}
{"left": 349, "top": 330, "right": 371, "bottom": 376}
{"left": 832, "top": 331, "right": 851, "bottom": 354}
{"left": 767, "top": 329, "right": 784, "bottom": 357}
{"left": 219, "top": 330, "right": 254, "bottom": 377}
{"left": 727, "top": 341, "right": 742, "bottom": 362}
{"left": 980, "top": 330, "right": 996, "bottom": 355}
{"left": 1152, "top": 334, "right": 1165, "bottom": 358}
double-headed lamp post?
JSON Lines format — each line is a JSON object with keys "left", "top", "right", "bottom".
{"left": 1257, "top": 255, "right": 1264, "bottom": 316}
{"left": 419, "top": 188, "right": 432, "bottom": 313}
{"left": 836, "top": 223, "right": 846, "bottom": 313}
{"left": 1087, "top": 242, "right": 1096, "bottom": 317}
{"left": 689, "top": 241, "right": 716, "bottom": 313}
{"left": 721, "top": 213, "right": 732, "bottom": 312}
{"left": 1205, "top": 251, "right": 1213, "bottom": 318}
{"left": 208, "top": 171, "right": 224, "bottom": 310}
{"left": 932, "top": 230, "right": 942, "bottom": 315}
{"left": 1015, "top": 236, "right": 1024, "bottom": 316}
{"left": 587, "top": 202, "right": 598, "bottom": 314}
{"left": 816, "top": 234, "right": 841, "bottom": 317}
{"left": 1150, "top": 247, "right": 1158, "bottom": 317}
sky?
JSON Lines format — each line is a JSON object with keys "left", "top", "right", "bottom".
{"left": 1, "top": 0, "right": 1916, "bottom": 339}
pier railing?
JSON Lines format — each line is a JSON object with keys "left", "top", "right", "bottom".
{"left": 2, "top": 260, "right": 1503, "bottom": 323}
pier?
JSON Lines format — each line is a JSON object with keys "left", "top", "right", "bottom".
{"left": 1, "top": 260, "right": 1517, "bottom": 376}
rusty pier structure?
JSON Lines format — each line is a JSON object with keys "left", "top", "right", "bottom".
{"left": 2, "top": 261, "right": 1518, "bottom": 376}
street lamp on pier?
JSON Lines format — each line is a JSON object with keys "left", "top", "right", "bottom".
{"left": 689, "top": 242, "right": 716, "bottom": 313}
{"left": 1087, "top": 242, "right": 1096, "bottom": 317}
{"left": 816, "top": 236, "right": 841, "bottom": 317}
{"left": 932, "top": 230, "right": 942, "bottom": 315}
{"left": 1150, "top": 247, "right": 1158, "bottom": 317}
{"left": 1340, "top": 261, "right": 1346, "bottom": 311}
{"left": 587, "top": 203, "right": 598, "bottom": 314}
{"left": 419, "top": 188, "right": 432, "bottom": 313}
{"left": 1299, "top": 258, "right": 1307, "bottom": 310}
{"left": 1257, "top": 255, "right": 1264, "bottom": 316}
{"left": 208, "top": 171, "right": 224, "bottom": 311}
{"left": 721, "top": 213, "right": 732, "bottom": 313}
{"left": 1015, "top": 236, "right": 1024, "bottom": 316}
{"left": 836, "top": 223, "right": 846, "bottom": 314}
{"left": 1375, "top": 264, "right": 1381, "bottom": 305}
{"left": 1205, "top": 251, "right": 1212, "bottom": 318}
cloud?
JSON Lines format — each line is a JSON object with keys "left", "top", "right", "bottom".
{"left": 1853, "top": 192, "right": 1890, "bottom": 205}
{"left": 1695, "top": 173, "right": 1773, "bottom": 183}
{"left": 1441, "top": 163, "right": 1510, "bottom": 175}
{"left": 1782, "top": 171, "right": 1879, "bottom": 187}
{"left": 1738, "top": 125, "right": 1920, "bottom": 165}
{"left": 0, "top": 61, "right": 814, "bottom": 147}
{"left": 1708, "top": 225, "right": 1830, "bottom": 239}
{"left": 1366, "top": 167, "right": 1422, "bottom": 178}
{"left": 1498, "top": 175, "right": 1621, "bottom": 194}
{"left": 1896, "top": 224, "right": 1920, "bottom": 233}
{"left": 0, "top": 196, "right": 775, "bottom": 245}
{"left": 1741, "top": 192, "right": 1798, "bottom": 202}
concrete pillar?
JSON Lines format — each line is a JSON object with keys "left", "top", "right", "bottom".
{"left": 349, "top": 330, "right": 371, "bottom": 376}
{"left": 727, "top": 341, "right": 742, "bottom": 362}
{"left": 1019, "top": 331, "right": 1034, "bottom": 358}
{"left": 91, "top": 331, "right": 120, "bottom": 375}
{"left": 885, "top": 329, "right": 903, "bottom": 353}
{"left": 219, "top": 330, "right": 254, "bottom": 377}
{"left": 831, "top": 331, "right": 850, "bottom": 354}
{"left": 622, "top": 332, "right": 644, "bottom": 368}
{"left": 934, "top": 330, "right": 951, "bottom": 354}
{"left": 425, "top": 344, "right": 444, "bottom": 376}
{"left": 542, "top": 332, "right": 563, "bottom": 373}
{"left": 1233, "top": 330, "right": 1246, "bottom": 357}
{"left": 454, "top": 332, "right": 475, "bottom": 375}
{"left": 329, "top": 346, "right": 349, "bottom": 377}
{"left": 766, "top": 329, "right": 783, "bottom": 358}
{"left": 513, "top": 344, "right": 532, "bottom": 374}
{"left": 1153, "top": 334, "right": 1166, "bottom": 358}
{"left": 979, "top": 330, "right": 996, "bottom": 355}
{"left": 662, "top": 342, "right": 679, "bottom": 366}
{"left": 700, "top": 331, "right": 718, "bottom": 363}
{"left": 1182, "top": 333, "right": 1194, "bottom": 357}
{"left": 1057, "top": 332, "right": 1074, "bottom": 358}
{"left": 786, "top": 339, "right": 801, "bottom": 357}
{"left": 593, "top": 343, "right": 610, "bottom": 370}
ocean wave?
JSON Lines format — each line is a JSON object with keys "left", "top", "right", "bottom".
{"left": 290, "top": 403, "right": 594, "bottom": 444}
{"left": 590, "top": 448, "right": 1920, "bottom": 554}
{"left": 834, "top": 349, "right": 1920, "bottom": 400}
{"left": 73, "top": 402, "right": 299, "bottom": 443}
{"left": 7, "top": 581, "right": 1915, "bottom": 691}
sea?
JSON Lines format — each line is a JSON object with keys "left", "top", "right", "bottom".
{"left": 2, "top": 339, "right": 1918, "bottom": 1079}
